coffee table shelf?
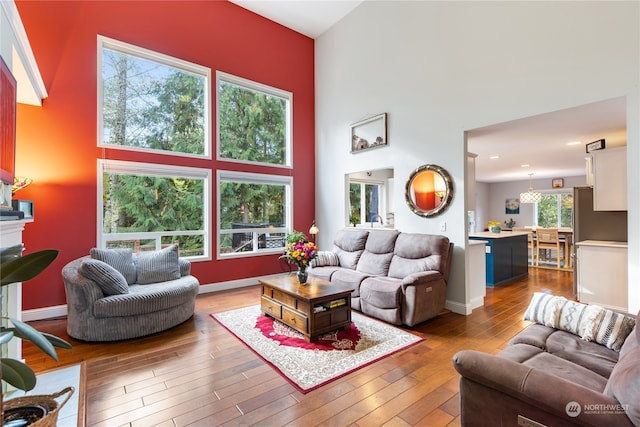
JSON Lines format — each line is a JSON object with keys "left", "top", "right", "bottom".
{"left": 259, "top": 275, "right": 354, "bottom": 341}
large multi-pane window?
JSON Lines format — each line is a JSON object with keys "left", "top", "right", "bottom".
{"left": 217, "top": 71, "right": 291, "bottom": 167}
{"left": 98, "top": 160, "right": 211, "bottom": 259}
{"left": 98, "top": 36, "right": 211, "bottom": 158}
{"left": 216, "top": 73, "right": 292, "bottom": 258}
{"left": 97, "top": 37, "right": 212, "bottom": 259}
{"left": 536, "top": 192, "right": 573, "bottom": 228}
{"left": 349, "top": 181, "right": 384, "bottom": 226}
{"left": 218, "top": 171, "right": 291, "bottom": 258}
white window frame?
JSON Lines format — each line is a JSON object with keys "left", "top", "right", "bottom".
{"left": 97, "top": 35, "right": 212, "bottom": 159}
{"left": 98, "top": 159, "right": 212, "bottom": 261}
{"left": 216, "top": 71, "right": 292, "bottom": 168}
{"left": 534, "top": 189, "right": 573, "bottom": 228}
{"left": 217, "top": 170, "right": 293, "bottom": 259}
{"left": 349, "top": 179, "right": 386, "bottom": 227}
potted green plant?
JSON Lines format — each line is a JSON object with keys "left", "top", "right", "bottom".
{"left": 1, "top": 245, "right": 72, "bottom": 425}
{"left": 504, "top": 218, "right": 516, "bottom": 229}
{"left": 349, "top": 215, "right": 359, "bottom": 227}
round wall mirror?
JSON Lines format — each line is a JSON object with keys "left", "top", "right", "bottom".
{"left": 405, "top": 164, "right": 454, "bottom": 217}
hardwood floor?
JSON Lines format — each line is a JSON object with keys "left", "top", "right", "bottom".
{"left": 24, "top": 267, "right": 574, "bottom": 426}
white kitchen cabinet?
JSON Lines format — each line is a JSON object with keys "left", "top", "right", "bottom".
{"left": 590, "top": 147, "right": 626, "bottom": 211}
{"left": 576, "top": 240, "right": 628, "bottom": 311}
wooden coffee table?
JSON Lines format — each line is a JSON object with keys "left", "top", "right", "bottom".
{"left": 259, "top": 275, "right": 354, "bottom": 342}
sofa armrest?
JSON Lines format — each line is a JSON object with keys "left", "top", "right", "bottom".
{"left": 401, "top": 270, "right": 443, "bottom": 286}
{"left": 62, "top": 259, "right": 107, "bottom": 312}
{"left": 453, "top": 350, "right": 634, "bottom": 427}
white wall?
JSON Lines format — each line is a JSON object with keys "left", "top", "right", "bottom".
{"left": 315, "top": 1, "right": 640, "bottom": 314}
{"left": 482, "top": 175, "right": 587, "bottom": 229}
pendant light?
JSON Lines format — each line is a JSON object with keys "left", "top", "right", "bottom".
{"left": 520, "top": 173, "right": 542, "bottom": 203}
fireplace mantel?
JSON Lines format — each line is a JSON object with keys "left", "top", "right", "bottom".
{"left": 1, "top": 218, "right": 33, "bottom": 361}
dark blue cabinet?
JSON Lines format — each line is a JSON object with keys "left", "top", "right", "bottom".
{"left": 470, "top": 233, "right": 528, "bottom": 286}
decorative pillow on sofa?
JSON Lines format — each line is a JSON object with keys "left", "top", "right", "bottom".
{"left": 134, "top": 244, "right": 180, "bottom": 285}
{"left": 593, "top": 309, "right": 637, "bottom": 352}
{"left": 90, "top": 248, "right": 137, "bottom": 285}
{"left": 81, "top": 259, "right": 129, "bottom": 296}
{"left": 310, "top": 251, "right": 340, "bottom": 268}
{"left": 524, "top": 292, "right": 636, "bottom": 351}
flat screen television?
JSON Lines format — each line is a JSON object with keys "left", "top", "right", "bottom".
{"left": 0, "top": 55, "right": 16, "bottom": 209}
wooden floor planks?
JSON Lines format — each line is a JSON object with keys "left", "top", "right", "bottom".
{"left": 23, "top": 267, "right": 573, "bottom": 426}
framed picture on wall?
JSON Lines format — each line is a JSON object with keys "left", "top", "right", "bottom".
{"left": 552, "top": 178, "right": 564, "bottom": 188}
{"left": 505, "top": 198, "right": 520, "bottom": 214}
{"left": 350, "top": 113, "right": 387, "bottom": 153}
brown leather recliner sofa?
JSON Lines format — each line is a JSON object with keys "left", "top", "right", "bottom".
{"left": 453, "top": 294, "right": 639, "bottom": 427}
{"left": 308, "top": 228, "right": 454, "bottom": 327}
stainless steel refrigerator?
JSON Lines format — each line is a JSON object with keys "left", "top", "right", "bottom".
{"left": 572, "top": 186, "right": 627, "bottom": 295}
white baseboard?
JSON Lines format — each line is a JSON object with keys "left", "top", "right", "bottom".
{"left": 22, "top": 273, "right": 291, "bottom": 322}
{"left": 22, "top": 304, "right": 68, "bottom": 322}
{"left": 445, "top": 299, "right": 473, "bottom": 316}
{"left": 26, "top": 274, "right": 473, "bottom": 321}
{"left": 469, "top": 296, "right": 485, "bottom": 311}
{"left": 197, "top": 272, "right": 287, "bottom": 294}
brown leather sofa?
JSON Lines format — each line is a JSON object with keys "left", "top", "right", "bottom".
{"left": 453, "top": 305, "right": 639, "bottom": 426}
{"left": 308, "top": 228, "right": 454, "bottom": 326}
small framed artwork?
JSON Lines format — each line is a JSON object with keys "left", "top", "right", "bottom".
{"left": 585, "top": 139, "right": 605, "bottom": 153}
{"left": 350, "top": 113, "right": 387, "bottom": 153}
{"left": 505, "top": 198, "right": 520, "bottom": 214}
{"left": 552, "top": 178, "right": 564, "bottom": 188}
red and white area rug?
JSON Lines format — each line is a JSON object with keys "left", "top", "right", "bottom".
{"left": 211, "top": 305, "right": 424, "bottom": 393}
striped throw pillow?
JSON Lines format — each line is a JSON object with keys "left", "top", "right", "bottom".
{"left": 593, "top": 309, "right": 636, "bottom": 352}
{"left": 523, "top": 292, "right": 563, "bottom": 327}
{"left": 134, "top": 244, "right": 181, "bottom": 285}
{"left": 524, "top": 292, "right": 636, "bottom": 351}
{"left": 310, "top": 251, "right": 340, "bottom": 268}
{"left": 90, "top": 248, "right": 137, "bottom": 285}
{"left": 81, "top": 259, "right": 129, "bottom": 295}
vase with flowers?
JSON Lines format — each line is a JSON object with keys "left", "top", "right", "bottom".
{"left": 487, "top": 221, "right": 501, "bottom": 233}
{"left": 280, "top": 231, "right": 318, "bottom": 284}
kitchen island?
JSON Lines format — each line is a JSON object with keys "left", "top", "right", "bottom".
{"left": 469, "top": 231, "right": 529, "bottom": 286}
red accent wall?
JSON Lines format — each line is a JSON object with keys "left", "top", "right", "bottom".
{"left": 15, "top": 1, "right": 315, "bottom": 310}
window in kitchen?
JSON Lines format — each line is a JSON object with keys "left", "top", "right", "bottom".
{"left": 536, "top": 192, "right": 573, "bottom": 228}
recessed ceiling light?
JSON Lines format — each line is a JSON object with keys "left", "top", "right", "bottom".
{"left": 489, "top": 155, "right": 499, "bottom": 160}
{"left": 567, "top": 141, "right": 581, "bottom": 145}
{"left": 521, "top": 164, "right": 530, "bottom": 168}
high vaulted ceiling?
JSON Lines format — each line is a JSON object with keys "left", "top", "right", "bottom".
{"left": 230, "top": 2, "right": 628, "bottom": 184}
{"left": 230, "top": 0, "right": 364, "bottom": 39}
